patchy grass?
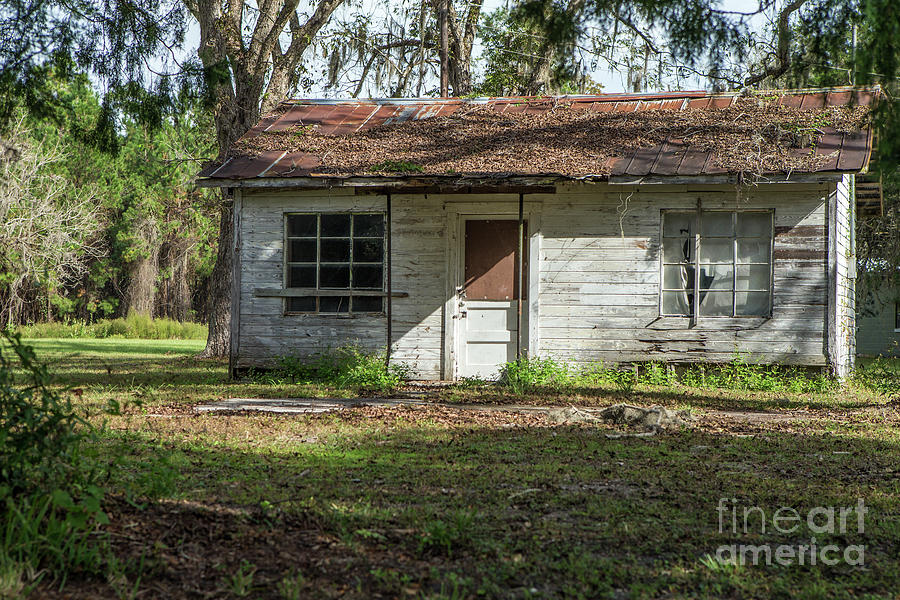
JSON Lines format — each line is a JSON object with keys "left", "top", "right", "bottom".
{"left": 8, "top": 340, "right": 900, "bottom": 598}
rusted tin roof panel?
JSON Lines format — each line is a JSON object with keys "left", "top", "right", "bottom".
{"left": 199, "top": 87, "right": 878, "bottom": 182}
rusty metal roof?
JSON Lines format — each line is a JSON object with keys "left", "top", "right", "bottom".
{"left": 199, "top": 87, "right": 877, "bottom": 184}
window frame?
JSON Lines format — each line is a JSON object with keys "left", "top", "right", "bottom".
{"left": 283, "top": 211, "right": 386, "bottom": 316}
{"left": 659, "top": 209, "right": 775, "bottom": 320}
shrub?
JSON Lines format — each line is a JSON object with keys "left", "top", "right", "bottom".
{"left": 853, "top": 357, "right": 900, "bottom": 399}
{"left": 498, "top": 356, "right": 571, "bottom": 394}
{"left": 0, "top": 333, "right": 109, "bottom": 587}
{"left": 15, "top": 314, "right": 207, "bottom": 340}
{"left": 271, "top": 346, "right": 409, "bottom": 393}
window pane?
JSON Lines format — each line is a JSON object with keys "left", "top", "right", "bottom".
{"left": 320, "top": 265, "right": 350, "bottom": 288}
{"left": 736, "top": 265, "right": 770, "bottom": 291}
{"left": 699, "top": 291, "right": 734, "bottom": 316}
{"left": 661, "top": 291, "right": 692, "bottom": 316}
{"left": 288, "top": 239, "right": 316, "bottom": 262}
{"left": 737, "top": 239, "right": 771, "bottom": 264}
{"left": 663, "top": 212, "right": 694, "bottom": 237}
{"left": 287, "top": 214, "right": 316, "bottom": 237}
{"left": 699, "top": 264, "right": 733, "bottom": 290}
{"left": 321, "top": 239, "right": 351, "bottom": 262}
{"left": 353, "top": 296, "right": 383, "bottom": 313}
{"left": 701, "top": 212, "right": 734, "bottom": 237}
{"left": 322, "top": 214, "right": 351, "bottom": 237}
{"left": 286, "top": 296, "right": 316, "bottom": 312}
{"left": 353, "top": 265, "right": 383, "bottom": 289}
{"left": 699, "top": 238, "right": 732, "bottom": 263}
{"left": 320, "top": 296, "right": 350, "bottom": 313}
{"left": 354, "top": 214, "right": 384, "bottom": 237}
{"left": 288, "top": 265, "right": 316, "bottom": 288}
{"left": 353, "top": 239, "right": 383, "bottom": 263}
{"left": 736, "top": 291, "right": 770, "bottom": 316}
{"left": 663, "top": 265, "right": 693, "bottom": 290}
{"left": 662, "top": 237, "right": 693, "bottom": 263}
{"left": 737, "top": 212, "right": 771, "bottom": 237}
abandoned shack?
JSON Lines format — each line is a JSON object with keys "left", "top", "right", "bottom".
{"left": 198, "top": 88, "right": 877, "bottom": 380}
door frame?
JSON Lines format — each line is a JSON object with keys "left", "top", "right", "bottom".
{"left": 442, "top": 201, "right": 542, "bottom": 380}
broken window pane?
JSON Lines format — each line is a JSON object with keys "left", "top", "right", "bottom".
{"left": 286, "top": 296, "right": 316, "bottom": 312}
{"left": 701, "top": 211, "right": 734, "bottom": 237}
{"left": 354, "top": 214, "right": 384, "bottom": 237}
{"left": 289, "top": 239, "right": 316, "bottom": 263}
{"left": 322, "top": 214, "right": 351, "bottom": 237}
{"left": 662, "top": 291, "right": 692, "bottom": 316}
{"left": 737, "top": 212, "right": 771, "bottom": 237}
{"left": 662, "top": 212, "right": 694, "bottom": 237}
{"left": 699, "top": 238, "right": 732, "bottom": 263}
{"left": 353, "top": 239, "right": 383, "bottom": 263}
{"left": 699, "top": 291, "right": 733, "bottom": 316}
{"left": 736, "top": 265, "right": 771, "bottom": 291}
{"left": 736, "top": 291, "right": 770, "bottom": 316}
{"left": 287, "top": 214, "right": 316, "bottom": 237}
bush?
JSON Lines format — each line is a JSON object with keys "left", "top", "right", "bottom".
{"left": 680, "top": 357, "right": 835, "bottom": 394}
{"left": 270, "top": 346, "right": 410, "bottom": 393}
{"left": 14, "top": 314, "right": 207, "bottom": 340}
{"left": 853, "top": 357, "right": 900, "bottom": 399}
{"left": 498, "top": 356, "right": 572, "bottom": 394}
{"left": 0, "top": 333, "right": 110, "bottom": 589}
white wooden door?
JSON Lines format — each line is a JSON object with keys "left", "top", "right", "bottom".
{"left": 459, "top": 300, "right": 517, "bottom": 378}
{"left": 457, "top": 219, "right": 526, "bottom": 379}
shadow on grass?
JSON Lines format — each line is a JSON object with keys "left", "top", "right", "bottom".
{"left": 80, "top": 412, "right": 900, "bottom": 599}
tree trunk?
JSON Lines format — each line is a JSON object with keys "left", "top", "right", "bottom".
{"left": 199, "top": 201, "right": 232, "bottom": 357}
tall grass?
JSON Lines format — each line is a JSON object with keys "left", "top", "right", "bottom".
{"left": 496, "top": 355, "right": 837, "bottom": 394}
{"left": 15, "top": 314, "right": 207, "bottom": 340}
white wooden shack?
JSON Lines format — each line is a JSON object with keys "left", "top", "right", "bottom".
{"left": 198, "top": 88, "right": 878, "bottom": 380}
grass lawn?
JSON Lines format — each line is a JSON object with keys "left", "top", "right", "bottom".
{"left": 15, "top": 339, "right": 900, "bottom": 599}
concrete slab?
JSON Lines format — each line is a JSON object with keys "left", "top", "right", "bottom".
{"left": 193, "top": 397, "right": 548, "bottom": 415}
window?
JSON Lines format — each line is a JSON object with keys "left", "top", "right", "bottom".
{"left": 661, "top": 210, "right": 773, "bottom": 317}
{"left": 895, "top": 302, "right": 900, "bottom": 332}
{"left": 284, "top": 213, "right": 385, "bottom": 314}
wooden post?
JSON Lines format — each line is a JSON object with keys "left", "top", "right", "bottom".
{"left": 517, "top": 193, "right": 524, "bottom": 359}
{"left": 439, "top": 0, "right": 449, "bottom": 97}
{"left": 385, "top": 193, "right": 393, "bottom": 368}
{"left": 692, "top": 198, "right": 701, "bottom": 327}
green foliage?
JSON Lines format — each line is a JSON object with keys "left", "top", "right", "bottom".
{"left": 498, "top": 356, "right": 572, "bottom": 394}
{"left": 0, "top": 332, "right": 110, "bottom": 585}
{"left": 369, "top": 160, "right": 424, "bottom": 173}
{"left": 268, "top": 346, "right": 410, "bottom": 393}
{"left": 15, "top": 314, "right": 208, "bottom": 340}
{"left": 496, "top": 355, "right": 835, "bottom": 395}
{"left": 418, "top": 510, "right": 476, "bottom": 558}
{"left": 853, "top": 357, "right": 900, "bottom": 398}
{"left": 679, "top": 357, "right": 835, "bottom": 394}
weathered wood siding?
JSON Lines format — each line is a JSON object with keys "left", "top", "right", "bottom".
{"left": 236, "top": 189, "right": 448, "bottom": 378}
{"left": 536, "top": 182, "right": 831, "bottom": 367}
{"left": 235, "top": 181, "right": 840, "bottom": 378}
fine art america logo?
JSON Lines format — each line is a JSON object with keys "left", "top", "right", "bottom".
{"left": 714, "top": 498, "right": 867, "bottom": 566}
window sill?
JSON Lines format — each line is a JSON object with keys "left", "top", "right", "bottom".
{"left": 254, "top": 288, "right": 408, "bottom": 298}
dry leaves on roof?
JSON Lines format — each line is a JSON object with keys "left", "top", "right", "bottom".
{"left": 231, "top": 97, "right": 871, "bottom": 177}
